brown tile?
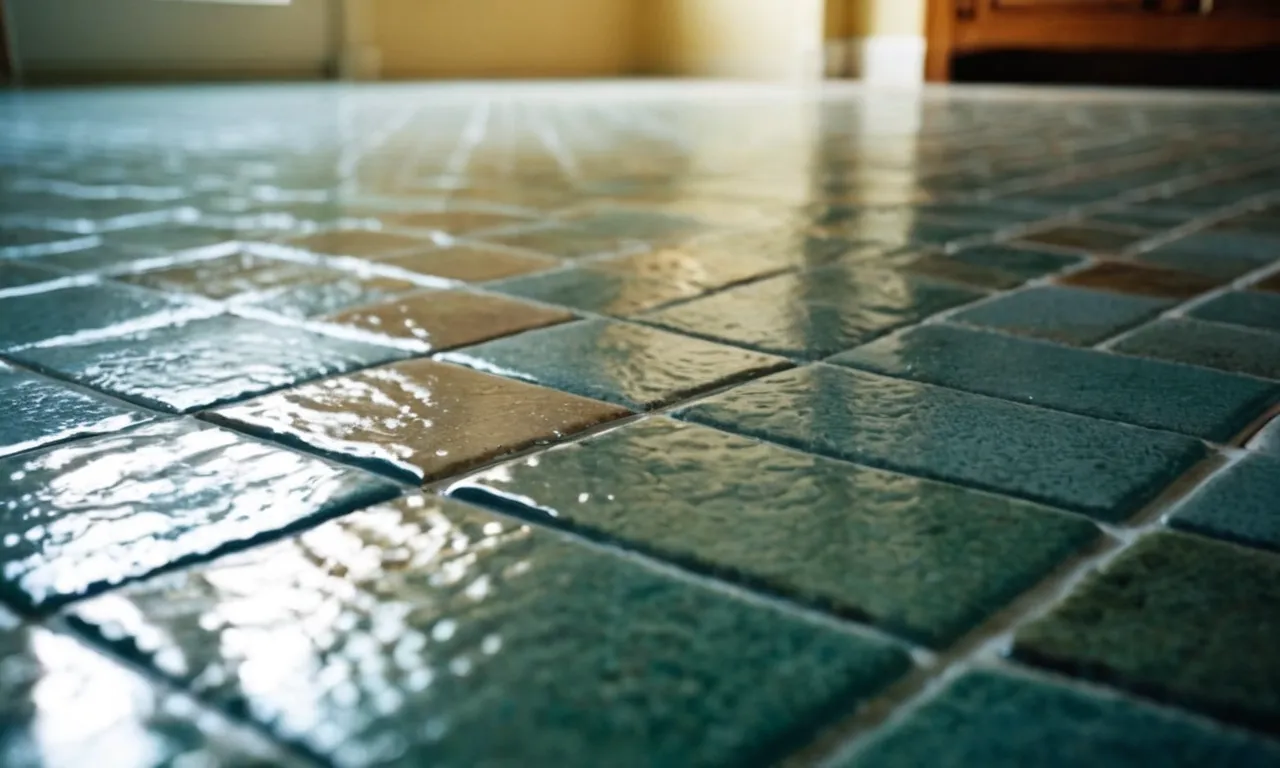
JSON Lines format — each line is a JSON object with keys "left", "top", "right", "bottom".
{"left": 1058, "top": 261, "right": 1220, "bottom": 300}
{"left": 1018, "top": 225, "right": 1145, "bottom": 254}
{"left": 375, "top": 209, "right": 533, "bottom": 234}
{"left": 209, "top": 359, "right": 629, "bottom": 483}
{"left": 593, "top": 243, "right": 792, "bottom": 292}
{"left": 1254, "top": 272, "right": 1280, "bottom": 294}
{"left": 324, "top": 289, "right": 573, "bottom": 351}
{"left": 380, "top": 245, "right": 559, "bottom": 282}
{"left": 285, "top": 229, "right": 435, "bottom": 258}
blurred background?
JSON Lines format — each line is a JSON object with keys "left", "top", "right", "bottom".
{"left": 1, "top": 0, "right": 1279, "bottom": 89}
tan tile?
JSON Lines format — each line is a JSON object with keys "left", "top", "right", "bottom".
{"left": 1058, "top": 260, "right": 1220, "bottom": 300}
{"left": 324, "top": 289, "right": 573, "bottom": 351}
{"left": 380, "top": 245, "right": 559, "bottom": 282}
{"left": 210, "top": 359, "right": 629, "bottom": 483}
{"left": 376, "top": 209, "right": 532, "bottom": 233}
{"left": 286, "top": 230, "right": 435, "bottom": 258}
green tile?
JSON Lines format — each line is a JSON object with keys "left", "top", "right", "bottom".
{"left": 1015, "top": 531, "right": 1280, "bottom": 734}
{"left": 950, "top": 285, "right": 1170, "bottom": 346}
{"left": 0, "top": 364, "right": 153, "bottom": 458}
{"left": 1189, "top": 291, "right": 1280, "bottom": 334}
{"left": 932, "top": 244, "right": 1083, "bottom": 288}
{"left": 678, "top": 365, "right": 1206, "bottom": 521}
{"left": 69, "top": 495, "right": 911, "bottom": 768}
{"left": 451, "top": 418, "right": 1097, "bottom": 646}
{"left": 843, "top": 668, "right": 1280, "bottom": 768}
{"left": 833, "top": 324, "right": 1278, "bottom": 442}
{"left": 1135, "top": 234, "right": 1272, "bottom": 280}
{"left": 643, "top": 266, "right": 984, "bottom": 360}
{"left": 0, "top": 261, "right": 64, "bottom": 293}
{"left": 440, "top": 319, "right": 788, "bottom": 411}
{"left": 0, "top": 282, "right": 203, "bottom": 352}
{"left": 487, "top": 266, "right": 704, "bottom": 316}
{"left": 1113, "top": 318, "right": 1280, "bottom": 380}
{"left": 1171, "top": 452, "right": 1280, "bottom": 553}
{"left": 1253, "top": 417, "right": 1280, "bottom": 454}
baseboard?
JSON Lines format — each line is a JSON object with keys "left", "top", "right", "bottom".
{"left": 848, "top": 35, "right": 926, "bottom": 87}
{"left": 825, "top": 39, "right": 852, "bottom": 78}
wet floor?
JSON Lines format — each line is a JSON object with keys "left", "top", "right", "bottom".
{"left": 1, "top": 82, "right": 1279, "bottom": 766}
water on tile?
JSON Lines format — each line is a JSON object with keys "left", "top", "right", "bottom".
{"left": 0, "top": 365, "right": 153, "bottom": 458}
{"left": 378, "top": 244, "right": 559, "bottom": 282}
{"left": 1057, "top": 260, "right": 1221, "bottom": 300}
{"left": 948, "top": 285, "right": 1169, "bottom": 346}
{"left": 0, "top": 282, "right": 206, "bottom": 352}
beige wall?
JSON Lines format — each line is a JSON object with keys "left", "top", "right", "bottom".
{"left": 640, "top": 0, "right": 825, "bottom": 79}
{"left": 829, "top": 0, "right": 926, "bottom": 38}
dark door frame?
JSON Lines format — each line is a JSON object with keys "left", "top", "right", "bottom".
{"left": 0, "top": 0, "right": 12, "bottom": 84}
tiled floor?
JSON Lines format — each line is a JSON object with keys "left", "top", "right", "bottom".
{"left": 1, "top": 81, "right": 1280, "bottom": 766}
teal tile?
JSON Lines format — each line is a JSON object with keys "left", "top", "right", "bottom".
{"left": 950, "top": 285, "right": 1170, "bottom": 346}
{"left": 833, "top": 324, "right": 1278, "bottom": 442}
{"left": 0, "top": 261, "right": 63, "bottom": 294}
{"left": 0, "top": 282, "right": 202, "bottom": 352}
{"left": 37, "top": 242, "right": 168, "bottom": 274}
{"left": 0, "top": 618, "right": 286, "bottom": 766}
{"left": 678, "top": 365, "right": 1206, "bottom": 521}
{"left": 1171, "top": 452, "right": 1280, "bottom": 553}
{"left": 487, "top": 266, "right": 704, "bottom": 316}
{"left": 1113, "top": 318, "right": 1280, "bottom": 380}
{"left": 923, "top": 244, "right": 1083, "bottom": 289}
{"left": 0, "top": 227, "right": 100, "bottom": 259}
{"left": 14, "top": 314, "right": 408, "bottom": 413}
{"left": 69, "top": 495, "right": 911, "bottom": 768}
{"left": 1189, "top": 291, "right": 1280, "bottom": 334}
{"left": 1135, "top": 234, "right": 1272, "bottom": 280}
{"left": 0, "top": 364, "right": 152, "bottom": 458}
{"left": 1252, "top": 417, "right": 1280, "bottom": 454}
{"left": 1015, "top": 532, "right": 1280, "bottom": 734}
{"left": 440, "top": 319, "right": 788, "bottom": 411}
{"left": 643, "top": 267, "right": 984, "bottom": 360}
{"left": 451, "top": 418, "right": 1097, "bottom": 646}
{"left": 843, "top": 668, "right": 1280, "bottom": 768}
{"left": 0, "top": 420, "right": 398, "bottom": 611}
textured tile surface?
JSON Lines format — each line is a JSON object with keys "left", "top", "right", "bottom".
{"left": 1058, "top": 260, "right": 1220, "bottom": 300}
{"left": 69, "top": 495, "right": 910, "bottom": 768}
{"left": 451, "top": 419, "right": 1097, "bottom": 646}
{"left": 488, "top": 266, "right": 705, "bottom": 316}
{"left": 1188, "top": 290, "right": 1280, "bottom": 333}
{"left": 1113, "top": 318, "right": 1280, "bottom": 380}
{"left": 0, "top": 420, "right": 397, "bottom": 610}
{"left": 0, "top": 282, "right": 200, "bottom": 351}
{"left": 285, "top": 229, "right": 436, "bottom": 258}
{"left": 1135, "top": 235, "right": 1273, "bottom": 280}
{"left": 379, "top": 244, "right": 559, "bottom": 282}
{"left": 1170, "top": 452, "right": 1280, "bottom": 553}
{"left": 210, "top": 359, "right": 629, "bottom": 483}
{"left": 834, "top": 323, "right": 1278, "bottom": 441}
{"left": 949, "top": 285, "right": 1169, "bottom": 346}
{"left": 1018, "top": 225, "right": 1143, "bottom": 254}
{"left": 0, "top": 365, "right": 152, "bottom": 457}
{"left": 680, "top": 365, "right": 1206, "bottom": 521}
{"left": 14, "top": 314, "right": 407, "bottom": 413}
{"left": 441, "top": 319, "right": 788, "bottom": 411}
{"left": 900, "top": 244, "right": 1080, "bottom": 290}
{"left": 0, "top": 261, "right": 63, "bottom": 293}
{"left": 1015, "top": 532, "right": 1280, "bottom": 733}
{"left": 844, "top": 668, "right": 1280, "bottom": 768}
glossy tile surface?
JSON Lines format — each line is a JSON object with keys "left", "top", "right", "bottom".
{"left": 379, "top": 244, "right": 559, "bottom": 282}
{"left": 680, "top": 365, "right": 1205, "bottom": 520}
{"left": 834, "top": 324, "right": 1278, "bottom": 441}
{"left": 1015, "top": 532, "right": 1280, "bottom": 733}
{"left": 1017, "top": 225, "right": 1143, "bottom": 254}
{"left": 1113, "top": 318, "right": 1280, "bottom": 380}
{"left": 0, "top": 282, "right": 201, "bottom": 351}
{"left": 487, "top": 265, "right": 706, "bottom": 316}
{"left": 211, "top": 359, "right": 628, "bottom": 483}
{"left": 900, "top": 244, "right": 1081, "bottom": 290}
{"left": 452, "top": 419, "right": 1097, "bottom": 646}
{"left": 69, "top": 495, "right": 910, "bottom": 768}
{"left": 1058, "top": 260, "right": 1221, "bottom": 300}
{"left": 949, "top": 285, "right": 1169, "bottom": 346}
{"left": 1188, "top": 290, "right": 1280, "bottom": 333}
{"left": 844, "top": 668, "right": 1280, "bottom": 768}
{"left": 15, "top": 314, "right": 406, "bottom": 413}
{"left": 0, "top": 420, "right": 397, "bottom": 610}
{"left": 441, "top": 319, "right": 788, "bottom": 411}
{"left": 0, "top": 364, "right": 153, "bottom": 457}
{"left": 1170, "top": 452, "right": 1280, "bottom": 552}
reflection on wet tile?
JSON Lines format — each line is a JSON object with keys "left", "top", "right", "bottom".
{"left": 940, "top": 244, "right": 1084, "bottom": 287}
{"left": 0, "top": 282, "right": 202, "bottom": 352}
{"left": 441, "top": 319, "right": 788, "bottom": 411}
{"left": 1015, "top": 532, "right": 1280, "bottom": 733}
{"left": 0, "top": 365, "right": 153, "bottom": 458}
{"left": 486, "top": 224, "right": 651, "bottom": 260}
{"left": 0, "top": 227, "right": 100, "bottom": 259}
{"left": 948, "top": 285, "right": 1169, "bottom": 346}
{"left": 644, "top": 267, "right": 984, "bottom": 360}
{"left": 1058, "top": 261, "right": 1220, "bottom": 300}
{"left": 844, "top": 667, "right": 1280, "bottom": 768}
{"left": 1188, "top": 291, "right": 1280, "bottom": 333}
{"left": 563, "top": 207, "right": 713, "bottom": 242}
{"left": 452, "top": 419, "right": 1097, "bottom": 646}
{"left": 286, "top": 229, "right": 437, "bottom": 259}
{"left": 593, "top": 242, "right": 791, "bottom": 292}
{"left": 210, "top": 359, "right": 628, "bottom": 483}
{"left": 1017, "top": 225, "right": 1143, "bottom": 254}
{"left": 1171, "top": 452, "right": 1280, "bottom": 553}
{"left": 1252, "top": 416, "right": 1280, "bottom": 455}
{"left": 487, "top": 266, "right": 704, "bottom": 316}
{"left": 679, "top": 365, "right": 1205, "bottom": 521}
{"left": 0, "top": 621, "right": 288, "bottom": 767}
{"left": 834, "top": 324, "right": 1277, "bottom": 442}
{"left": 0, "top": 420, "right": 398, "bottom": 610}
{"left": 323, "top": 290, "right": 573, "bottom": 352}
{"left": 1113, "top": 318, "right": 1280, "bottom": 380}
{"left": 36, "top": 243, "right": 165, "bottom": 274}
{"left": 103, "top": 226, "right": 244, "bottom": 257}
{"left": 70, "top": 495, "right": 910, "bottom": 767}
{"left": 0, "top": 261, "right": 63, "bottom": 294}
{"left": 375, "top": 209, "right": 534, "bottom": 234}
{"left": 15, "top": 314, "right": 406, "bottom": 413}
{"left": 379, "top": 244, "right": 559, "bottom": 283}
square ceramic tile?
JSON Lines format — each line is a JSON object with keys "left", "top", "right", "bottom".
{"left": 441, "top": 319, "right": 789, "bottom": 411}
{"left": 1133, "top": 235, "right": 1273, "bottom": 280}
{"left": 0, "top": 282, "right": 203, "bottom": 352}
{"left": 374, "top": 208, "right": 535, "bottom": 234}
{"left": 902, "top": 245, "right": 1083, "bottom": 290}
{"left": 561, "top": 207, "right": 713, "bottom": 242}
{"left": 487, "top": 266, "right": 706, "bottom": 316}
{"left": 34, "top": 242, "right": 170, "bottom": 274}
{"left": 1188, "top": 291, "right": 1280, "bottom": 334}
{"left": 69, "top": 495, "right": 910, "bottom": 767}
{"left": 1251, "top": 416, "right": 1280, "bottom": 454}
{"left": 0, "top": 227, "right": 100, "bottom": 259}
{"left": 0, "top": 364, "right": 152, "bottom": 457}
{"left": 678, "top": 365, "right": 1206, "bottom": 521}
{"left": 843, "top": 668, "right": 1280, "bottom": 768}
{"left": 591, "top": 242, "right": 793, "bottom": 293}
{"left": 833, "top": 324, "right": 1278, "bottom": 442}
{"left": 1170, "top": 452, "right": 1280, "bottom": 553}
{"left": 1017, "top": 225, "right": 1144, "bottom": 254}
{"left": 485, "top": 224, "right": 651, "bottom": 260}
{"left": 0, "top": 420, "right": 398, "bottom": 610}
{"left": 1057, "top": 261, "right": 1221, "bottom": 300}
{"left": 322, "top": 289, "right": 573, "bottom": 352}
{"left": 643, "top": 266, "right": 985, "bottom": 360}
{"left": 451, "top": 418, "right": 1097, "bottom": 646}
{"left": 1015, "top": 532, "right": 1280, "bottom": 734}
{"left": 378, "top": 244, "right": 559, "bottom": 282}
{"left": 102, "top": 225, "right": 244, "bottom": 256}
{"left": 14, "top": 314, "right": 407, "bottom": 413}
{"left": 1256, "top": 272, "right": 1280, "bottom": 293}
{"left": 949, "top": 285, "right": 1170, "bottom": 346}
{"left": 209, "top": 359, "right": 629, "bottom": 483}
{"left": 0, "top": 261, "right": 65, "bottom": 295}
{"left": 1113, "top": 318, "right": 1280, "bottom": 380}
{"left": 285, "top": 229, "right": 437, "bottom": 259}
